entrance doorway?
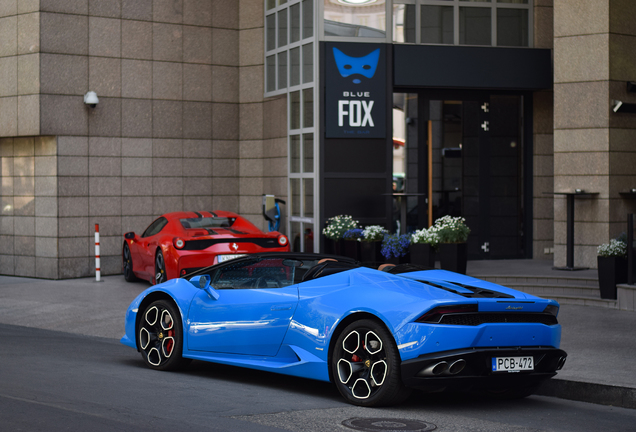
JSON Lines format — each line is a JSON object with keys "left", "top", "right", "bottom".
{"left": 392, "top": 93, "right": 530, "bottom": 260}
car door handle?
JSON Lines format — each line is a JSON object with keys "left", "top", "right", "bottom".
{"left": 271, "top": 304, "right": 293, "bottom": 311}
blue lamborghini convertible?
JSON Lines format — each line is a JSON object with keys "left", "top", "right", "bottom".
{"left": 121, "top": 252, "right": 567, "bottom": 406}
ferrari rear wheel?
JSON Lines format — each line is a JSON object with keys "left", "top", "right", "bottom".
{"left": 138, "top": 300, "right": 189, "bottom": 371}
{"left": 155, "top": 250, "right": 166, "bottom": 285}
{"left": 332, "top": 319, "right": 411, "bottom": 407}
{"left": 122, "top": 243, "right": 139, "bottom": 282}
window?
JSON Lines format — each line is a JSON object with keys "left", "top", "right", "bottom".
{"left": 142, "top": 217, "right": 168, "bottom": 238}
{"left": 209, "top": 258, "right": 296, "bottom": 289}
{"left": 324, "top": 0, "right": 386, "bottom": 38}
{"left": 392, "top": 0, "right": 531, "bottom": 47}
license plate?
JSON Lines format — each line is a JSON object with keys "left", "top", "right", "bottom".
{"left": 217, "top": 254, "right": 246, "bottom": 263}
{"left": 492, "top": 356, "right": 534, "bottom": 372}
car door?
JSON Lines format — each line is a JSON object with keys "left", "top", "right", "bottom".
{"left": 138, "top": 217, "right": 169, "bottom": 277}
{"left": 187, "top": 257, "right": 299, "bottom": 356}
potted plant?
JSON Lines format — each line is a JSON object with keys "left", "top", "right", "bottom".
{"left": 410, "top": 227, "right": 439, "bottom": 268}
{"left": 322, "top": 215, "right": 358, "bottom": 256}
{"left": 360, "top": 225, "right": 388, "bottom": 264}
{"left": 433, "top": 216, "right": 471, "bottom": 274}
{"left": 381, "top": 233, "right": 411, "bottom": 264}
{"left": 597, "top": 237, "right": 628, "bottom": 300}
{"left": 342, "top": 228, "right": 363, "bottom": 260}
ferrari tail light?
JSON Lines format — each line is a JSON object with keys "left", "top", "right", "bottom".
{"left": 415, "top": 304, "right": 478, "bottom": 324}
{"left": 278, "top": 235, "right": 288, "bottom": 246}
{"left": 173, "top": 237, "right": 185, "bottom": 249}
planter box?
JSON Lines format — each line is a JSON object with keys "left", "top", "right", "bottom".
{"left": 410, "top": 244, "right": 435, "bottom": 268}
{"left": 386, "top": 253, "right": 411, "bottom": 265}
{"left": 598, "top": 256, "right": 627, "bottom": 300}
{"left": 439, "top": 243, "right": 468, "bottom": 274}
{"left": 324, "top": 239, "right": 343, "bottom": 256}
{"left": 360, "top": 241, "right": 383, "bottom": 264}
{"left": 342, "top": 240, "right": 360, "bottom": 261}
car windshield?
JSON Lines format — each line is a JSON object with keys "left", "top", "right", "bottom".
{"left": 180, "top": 217, "right": 235, "bottom": 229}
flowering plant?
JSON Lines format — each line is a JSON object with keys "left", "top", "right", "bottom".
{"left": 381, "top": 234, "right": 411, "bottom": 259}
{"left": 322, "top": 215, "right": 359, "bottom": 240}
{"left": 362, "top": 225, "right": 388, "bottom": 242}
{"left": 411, "top": 227, "right": 440, "bottom": 249}
{"left": 597, "top": 238, "right": 627, "bottom": 258}
{"left": 431, "top": 215, "right": 470, "bottom": 243}
{"left": 343, "top": 228, "right": 364, "bottom": 241}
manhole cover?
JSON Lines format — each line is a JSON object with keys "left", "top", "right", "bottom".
{"left": 342, "top": 418, "right": 436, "bottom": 432}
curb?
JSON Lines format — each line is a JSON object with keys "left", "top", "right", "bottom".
{"left": 536, "top": 379, "right": 636, "bottom": 409}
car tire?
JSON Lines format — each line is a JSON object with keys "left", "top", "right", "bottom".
{"left": 138, "top": 300, "right": 190, "bottom": 371}
{"left": 331, "top": 318, "right": 411, "bottom": 407}
{"left": 122, "top": 243, "right": 139, "bottom": 282}
{"left": 155, "top": 249, "right": 167, "bottom": 285}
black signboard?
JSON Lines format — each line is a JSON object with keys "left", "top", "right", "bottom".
{"left": 325, "top": 42, "right": 386, "bottom": 139}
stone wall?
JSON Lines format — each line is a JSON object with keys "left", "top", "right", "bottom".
{"left": 0, "top": 0, "right": 287, "bottom": 279}
{"left": 532, "top": 0, "right": 555, "bottom": 260}
{"left": 553, "top": 0, "right": 636, "bottom": 268}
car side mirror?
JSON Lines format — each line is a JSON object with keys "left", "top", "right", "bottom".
{"left": 189, "top": 275, "right": 218, "bottom": 300}
{"left": 124, "top": 232, "right": 136, "bottom": 240}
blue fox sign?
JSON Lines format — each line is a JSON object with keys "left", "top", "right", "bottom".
{"left": 325, "top": 43, "right": 386, "bottom": 139}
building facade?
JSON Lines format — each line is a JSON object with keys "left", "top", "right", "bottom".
{"left": 1, "top": 0, "right": 635, "bottom": 279}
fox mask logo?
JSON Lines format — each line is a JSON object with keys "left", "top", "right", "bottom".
{"left": 333, "top": 47, "right": 380, "bottom": 84}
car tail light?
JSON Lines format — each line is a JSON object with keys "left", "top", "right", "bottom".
{"left": 173, "top": 237, "right": 185, "bottom": 249}
{"left": 543, "top": 304, "right": 559, "bottom": 317}
{"left": 278, "top": 235, "right": 288, "bottom": 246}
{"left": 415, "top": 304, "right": 478, "bottom": 324}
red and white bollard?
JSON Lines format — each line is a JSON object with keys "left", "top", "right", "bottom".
{"left": 95, "top": 224, "right": 101, "bottom": 282}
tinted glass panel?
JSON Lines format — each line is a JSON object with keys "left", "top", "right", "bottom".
{"left": 497, "top": 8, "right": 528, "bottom": 47}
{"left": 303, "top": 133, "right": 314, "bottom": 173}
{"left": 291, "top": 3, "right": 301, "bottom": 42}
{"left": 303, "top": 0, "right": 314, "bottom": 38}
{"left": 278, "top": 9, "right": 288, "bottom": 47}
{"left": 303, "top": 178, "right": 314, "bottom": 218}
{"left": 303, "top": 88, "right": 313, "bottom": 128}
{"left": 278, "top": 51, "right": 287, "bottom": 89}
{"left": 290, "top": 47, "right": 301, "bottom": 87}
{"left": 324, "top": 0, "right": 386, "bottom": 38}
{"left": 302, "top": 43, "right": 313, "bottom": 83}
{"left": 290, "top": 135, "right": 301, "bottom": 173}
{"left": 421, "top": 5, "right": 454, "bottom": 44}
{"left": 291, "top": 178, "right": 301, "bottom": 217}
{"left": 290, "top": 91, "right": 300, "bottom": 129}
{"left": 459, "top": 7, "right": 491, "bottom": 46}
{"left": 393, "top": 4, "right": 415, "bottom": 43}
{"left": 266, "top": 14, "right": 276, "bottom": 51}
{"left": 266, "top": 55, "right": 276, "bottom": 92}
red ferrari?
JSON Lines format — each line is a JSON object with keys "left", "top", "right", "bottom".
{"left": 122, "top": 211, "right": 290, "bottom": 284}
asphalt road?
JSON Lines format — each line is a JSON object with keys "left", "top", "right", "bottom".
{"left": 2, "top": 323, "right": 635, "bottom": 432}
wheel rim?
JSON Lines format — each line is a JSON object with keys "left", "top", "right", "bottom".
{"left": 336, "top": 328, "right": 388, "bottom": 400}
{"left": 123, "top": 244, "right": 133, "bottom": 278}
{"left": 139, "top": 305, "right": 175, "bottom": 367}
{"left": 155, "top": 252, "right": 166, "bottom": 284}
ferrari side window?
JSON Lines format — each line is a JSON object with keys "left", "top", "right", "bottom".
{"left": 142, "top": 217, "right": 168, "bottom": 238}
{"left": 210, "top": 258, "right": 295, "bottom": 289}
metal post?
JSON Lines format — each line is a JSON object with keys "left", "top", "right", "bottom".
{"left": 628, "top": 214, "right": 634, "bottom": 285}
{"left": 95, "top": 224, "right": 101, "bottom": 282}
{"left": 566, "top": 194, "right": 575, "bottom": 269}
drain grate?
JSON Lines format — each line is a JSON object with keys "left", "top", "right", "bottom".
{"left": 342, "top": 418, "right": 436, "bottom": 432}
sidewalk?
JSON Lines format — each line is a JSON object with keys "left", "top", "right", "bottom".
{"left": 1, "top": 262, "right": 635, "bottom": 409}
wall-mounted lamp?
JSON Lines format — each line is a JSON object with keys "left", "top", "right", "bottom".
{"left": 84, "top": 91, "right": 99, "bottom": 108}
{"left": 612, "top": 100, "right": 636, "bottom": 113}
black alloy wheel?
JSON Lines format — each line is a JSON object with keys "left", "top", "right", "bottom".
{"left": 155, "top": 250, "right": 167, "bottom": 285}
{"left": 331, "top": 319, "right": 411, "bottom": 407}
{"left": 123, "top": 243, "right": 139, "bottom": 282}
{"left": 138, "top": 300, "right": 190, "bottom": 371}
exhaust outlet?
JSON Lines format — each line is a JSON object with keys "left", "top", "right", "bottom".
{"left": 417, "top": 361, "right": 448, "bottom": 377}
{"left": 447, "top": 359, "right": 466, "bottom": 375}
{"left": 557, "top": 356, "right": 567, "bottom": 370}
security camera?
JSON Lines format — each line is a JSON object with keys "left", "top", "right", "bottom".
{"left": 84, "top": 91, "right": 99, "bottom": 108}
